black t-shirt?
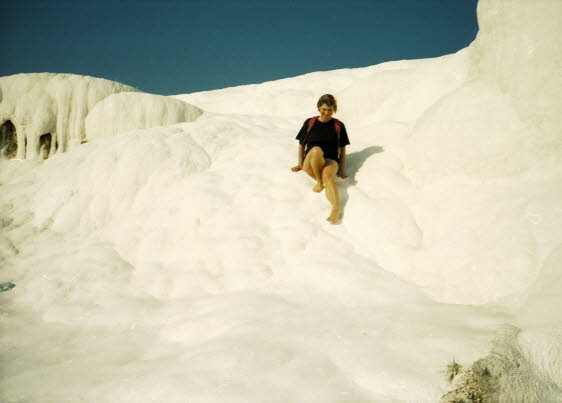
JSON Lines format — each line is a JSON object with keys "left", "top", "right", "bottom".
{"left": 295, "top": 118, "right": 350, "bottom": 162}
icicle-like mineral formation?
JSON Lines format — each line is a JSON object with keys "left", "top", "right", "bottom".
{"left": 0, "top": 73, "right": 139, "bottom": 159}
{"left": 0, "top": 73, "right": 203, "bottom": 160}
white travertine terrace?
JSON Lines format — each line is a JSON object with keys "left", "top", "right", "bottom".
{"left": 0, "top": 73, "right": 138, "bottom": 159}
{"left": 0, "top": 0, "right": 561, "bottom": 402}
{"left": 85, "top": 92, "right": 202, "bottom": 140}
{"left": 0, "top": 73, "right": 202, "bottom": 160}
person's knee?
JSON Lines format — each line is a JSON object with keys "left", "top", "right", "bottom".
{"left": 309, "top": 147, "right": 324, "bottom": 164}
{"left": 309, "top": 147, "right": 323, "bottom": 158}
{"left": 322, "top": 169, "right": 335, "bottom": 183}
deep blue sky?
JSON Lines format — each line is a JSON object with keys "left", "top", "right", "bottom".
{"left": 1, "top": 0, "right": 478, "bottom": 95}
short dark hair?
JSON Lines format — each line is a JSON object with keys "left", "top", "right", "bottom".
{"left": 317, "top": 94, "right": 337, "bottom": 112}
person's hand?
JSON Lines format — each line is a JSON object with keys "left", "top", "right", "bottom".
{"left": 291, "top": 165, "right": 302, "bottom": 172}
{"left": 338, "top": 170, "right": 347, "bottom": 179}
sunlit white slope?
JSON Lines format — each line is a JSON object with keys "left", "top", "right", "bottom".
{"left": 406, "top": 0, "right": 562, "bottom": 179}
{"left": 0, "top": 118, "right": 506, "bottom": 403}
{"left": 396, "top": 0, "right": 562, "bottom": 304}
{"left": 175, "top": 0, "right": 562, "bottom": 306}
{"left": 1, "top": 0, "right": 561, "bottom": 402}
{"left": 85, "top": 92, "right": 203, "bottom": 140}
{"left": 174, "top": 50, "right": 470, "bottom": 124}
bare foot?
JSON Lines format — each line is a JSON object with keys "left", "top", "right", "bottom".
{"left": 313, "top": 182, "right": 324, "bottom": 192}
{"left": 326, "top": 208, "right": 341, "bottom": 224}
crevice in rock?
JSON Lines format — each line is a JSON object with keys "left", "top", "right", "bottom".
{"left": 0, "top": 120, "right": 17, "bottom": 159}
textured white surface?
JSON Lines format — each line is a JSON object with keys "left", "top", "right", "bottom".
{"left": 1, "top": 0, "right": 561, "bottom": 401}
{"left": 85, "top": 92, "right": 202, "bottom": 140}
{"left": 0, "top": 73, "right": 138, "bottom": 158}
{"left": 0, "top": 75, "right": 202, "bottom": 160}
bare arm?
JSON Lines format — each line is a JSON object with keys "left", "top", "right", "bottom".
{"left": 291, "top": 145, "right": 305, "bottom": 172}
{"left": 338, "top": 147, "right": 347, "bottom": 178}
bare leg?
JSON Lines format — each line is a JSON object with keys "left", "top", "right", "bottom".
{"left": 302, "top": 146, "right": 325, "bottom": 192}
{"left": 322, "top": 160, "right": 341, "bottom": 223}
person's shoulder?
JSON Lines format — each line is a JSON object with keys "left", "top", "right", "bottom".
{"left": 334, "top": 118, "right": 347, "bottom": 130}
{"left": 302, "top": 116, "right": 319, "bottom": 127}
